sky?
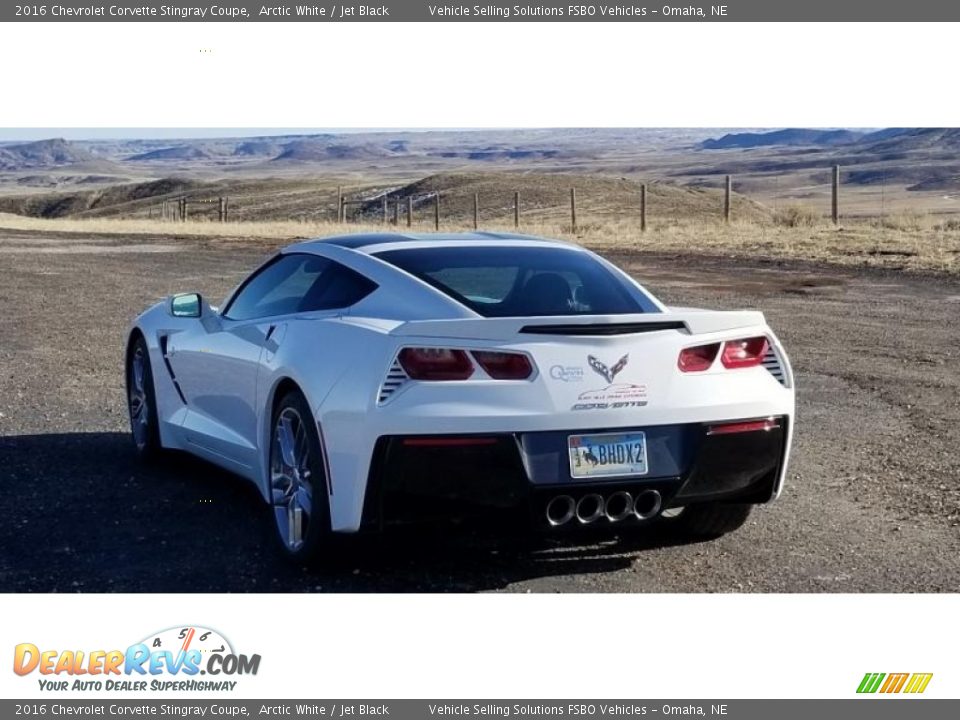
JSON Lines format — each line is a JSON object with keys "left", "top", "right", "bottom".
{"left": 0, "top": 128, "right": 480, "bottom": 142}
{"left": 0, "top": 127, "right": 874, "bottom": 144}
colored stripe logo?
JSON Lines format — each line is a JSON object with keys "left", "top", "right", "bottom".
{"left": 857, "top": 672, "right": 933, "bottom": 694}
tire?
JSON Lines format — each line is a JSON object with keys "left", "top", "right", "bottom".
{"left": 127, "top": 335, "right": 163, "bottom": 461}
{"left": 673, "top": 502, "right": 753, "bottom": 539}
{"left": 269, "top": 389, "right": 332, "bottom": 562}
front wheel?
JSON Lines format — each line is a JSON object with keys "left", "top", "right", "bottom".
{"left": 127, "top": 335, "right": 162, "bottom": 461}
{"left": 672, "top": 502, "right": 753, "bottom": 539}
{"left": 269, "top": 390, "right": 331, "bottom": 562}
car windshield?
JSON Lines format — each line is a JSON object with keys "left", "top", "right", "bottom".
{"left": 375, "top": 245, "right": 659, "bottom": 317}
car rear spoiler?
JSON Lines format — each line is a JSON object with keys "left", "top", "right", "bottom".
{"left": 390, "top": 311, "right": 767, "bottom": 340}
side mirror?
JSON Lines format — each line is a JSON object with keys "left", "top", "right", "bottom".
{"left": 169, "top": 293, "right": 204, "bottom": 318}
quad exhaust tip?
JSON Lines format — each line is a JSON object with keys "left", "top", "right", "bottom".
{"left": 604, "top": 491, "right": 634, "bottom": 522}
{"left": 545, "top": 495, "right": 576, "bottom": 526}
{"left": 575, "top": 494, "right": 605, "bottom": 524}
{"left": 544, "top": 489, "right": 663, "bottom": 526}
{"left": 633, "top": 490, "right": 662, "bottom": 520}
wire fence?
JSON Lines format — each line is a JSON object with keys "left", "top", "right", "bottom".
{"left": 149, "top": 164, "right": 960, "bottom": 231}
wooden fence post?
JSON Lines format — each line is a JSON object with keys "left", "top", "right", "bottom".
{"left": 218, "top": 197, "right": 225, "bottom": 222}
{"left": 339, "top": 195, "right": 346, "bottom": 224}
{"left": 182, "top": 198, "right": 188, "bottom": 222}
{"left": 473, "top": 192, "right": 479, "bottom": 230}
{"left": 514, "top": 191, "right": 520, "bottom": 229}
{"left": 407, "top": 196, "right": 413, "bottom": 228}
{"left": 382, "top": 196, "right": 388, "bottom": 224}
{"left": 434, "top": 193, "right": 440, "bottom": 231}
{"left": 393, "top": 200, "right": 399, "bottom": 225}
{"left": 832, "top": 165, "right": 840, "bottom": 225}
{"left": 336, "top": 186, "right": 343, "bottom": 223}
{"left": 570, "top": 188, "right": 577, "bottom": 232}
{"left": 223, "top": 197, "right": 228, "bottom": 222}
{"left": 640, "top": 184, "right": 647, "bottom": 232}
{"left": 724, "top": 175, "right": 731, "bottom": 223}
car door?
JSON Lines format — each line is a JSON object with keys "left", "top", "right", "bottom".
{"left": 168, "top": 254, "right": 331, "bottom": 472}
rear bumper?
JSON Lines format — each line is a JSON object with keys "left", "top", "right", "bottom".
{"left": 360, "top": 416, "right": 789, "bottom": 530}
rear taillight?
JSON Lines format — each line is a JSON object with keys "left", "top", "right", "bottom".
{"left": 678, "top": 343, "right": 720, "bottom": 372}
{"left": 721, "top": 336, "right": 769, "bottom": 369}
{"left": 472, "top": 351, "right": 533, "bottom": 380}
{"left": 678, "top": 336, "right": 770, "bottom": 373}
{"left": 707, "top": 418, "right": 780, "bottom": 436}
{"left": 402, "top": 437, "right": 498, "bottom": 447}
{"left": 397, "top": 348, "right": 474, "bottom": 381}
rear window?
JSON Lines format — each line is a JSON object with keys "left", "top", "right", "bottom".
{"left": 375, "top": 245, "right": 658, "bottom": 317}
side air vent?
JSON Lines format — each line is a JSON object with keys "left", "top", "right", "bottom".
{"left": 519, "top": 321, "right": 687, "bottom": 336}
{"left": 158, "top": 334, "right": 187, "bottom": 405}
{"left": 378, "top": 359, "right": 410, "bottom": 404}
{"left": 762, "top": 345, "right": 787, "bottom": 386}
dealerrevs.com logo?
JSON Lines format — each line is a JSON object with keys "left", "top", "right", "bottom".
{"left": 13, "top": 626, "right": 261, "bottom": 693}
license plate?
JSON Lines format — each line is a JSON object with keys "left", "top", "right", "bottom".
{"left": 568, "top": 432, "right": 648, "bottom": 479}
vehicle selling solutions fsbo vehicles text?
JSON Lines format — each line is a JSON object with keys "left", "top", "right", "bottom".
{"left": 426, "top": 5, "right": 623, "bottom": 18}
{"left": 426, "top": 6, "right": 725, "bottom": 18}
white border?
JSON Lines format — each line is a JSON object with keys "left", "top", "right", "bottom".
{"left": 0, "top": 22, "right": 957, "bottom": 127}
{"left": 0, "top": 18, "right": 956, "bottom": 701}
{"left": 1, "top": 594, "right": 954, "bottom": 699}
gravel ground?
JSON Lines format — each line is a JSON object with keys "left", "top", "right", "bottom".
{"left": 0, "top": 230, "right": 958, "bottom": 592}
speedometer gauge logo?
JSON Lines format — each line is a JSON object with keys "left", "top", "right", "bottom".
{"left": 141, "top": 626, "right": 234, "bottom": 658}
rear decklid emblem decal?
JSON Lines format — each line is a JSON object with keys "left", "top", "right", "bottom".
{"left": 588, "top": 353, "right": 629, "bottom": 383}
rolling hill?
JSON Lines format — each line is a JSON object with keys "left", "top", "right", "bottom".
{"left": 351, "top": 171, "right": 771, "bottom": 225}
{"left": 0, "top": 171, "right": 772, "bottom": 225}
{"left": 701, "top": 129, "right": 865, "bottom": 150}
{"left": 127, "top": 146, "right": 215, "bottom": 162}
{"left": 0, "top": 138, "right": 96, "bottom": 170}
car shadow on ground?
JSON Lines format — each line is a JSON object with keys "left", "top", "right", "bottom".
{"left": 0, "top": 432, "right": 703, "bottom": 592}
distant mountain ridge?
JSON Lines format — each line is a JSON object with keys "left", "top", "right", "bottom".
{"left": 127, "top": 146, "right": 214, "bottom": 161}
{"left": 0, "top": 138, "right": 95, "bottom": 169}
{"left": 4, "top": 129, "right": 960, "bottom": 198}
{"left": 272, "top": 139, "right": 397, "bottom": 162}
{"left": 701, "top": 128, "right": 916, "bottom": 150}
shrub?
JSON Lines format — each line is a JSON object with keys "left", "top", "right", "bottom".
{"left": 774, "top": 206, "right": 820, "bottom": 227}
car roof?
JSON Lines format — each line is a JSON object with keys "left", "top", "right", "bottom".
{"left": 286, "top": 231, "right": 582, "bottom": 255}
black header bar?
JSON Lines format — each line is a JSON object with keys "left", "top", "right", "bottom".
{"left": 3, "top": 1, "right": 958, "bottom": 22}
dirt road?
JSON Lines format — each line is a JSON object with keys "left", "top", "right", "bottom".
{"left": 1, "top": 230, "right": 958, "bottom": 592}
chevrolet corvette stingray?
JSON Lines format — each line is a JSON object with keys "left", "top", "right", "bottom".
{"left": 126, "top": 232, "right": 795, "bottom": 560}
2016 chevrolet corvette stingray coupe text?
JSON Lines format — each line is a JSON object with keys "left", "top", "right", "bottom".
{"left": 126, "top": 233, "right": 795, "bottom": 560}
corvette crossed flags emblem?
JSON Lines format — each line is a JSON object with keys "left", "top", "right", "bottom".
{"left": 587, "top": 353, "right": 629, "bottom": 383}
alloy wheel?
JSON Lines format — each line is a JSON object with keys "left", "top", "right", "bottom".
{"left": 129, "top": 347, "right": 150, "bottom": 449}
{"left": 270, "top": 407, "right": 314, "bottom": 552}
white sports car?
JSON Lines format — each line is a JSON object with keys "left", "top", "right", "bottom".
{"left": 126, "top": 232, "right": 794, "bottom": 560}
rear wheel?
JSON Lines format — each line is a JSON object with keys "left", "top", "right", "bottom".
{"left": 269, "top": 390, "right": 331, "bottom": 562}
{"left": 127, "top": 335, "right": 162, "bottom": 460}
{"left": 673, "top": 502, "right": 753, "bottom": 538}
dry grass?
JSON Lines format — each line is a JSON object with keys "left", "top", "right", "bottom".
{"left": 0, "top": 212, "right": 958, "bottom": 276}
{"left": 773, "top": 205, "right": 821, "bottom": 228}
{"left": 0, "top": 212, "right": 350, "bottom": 240}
